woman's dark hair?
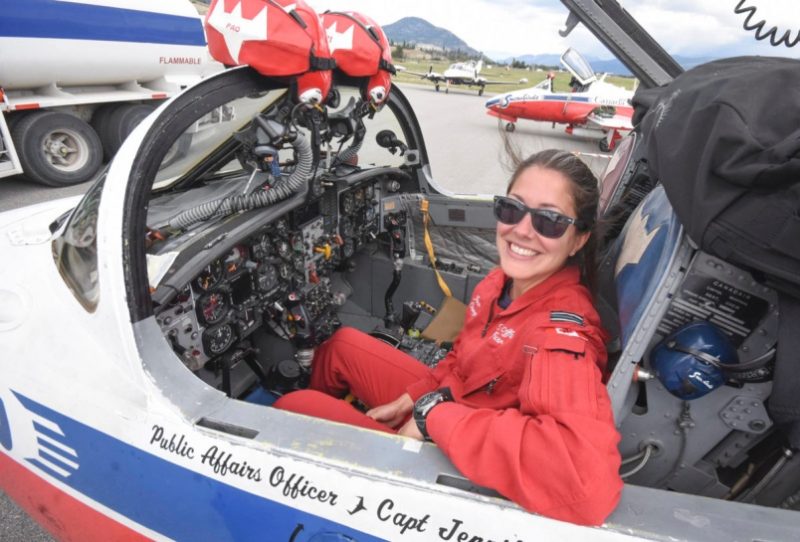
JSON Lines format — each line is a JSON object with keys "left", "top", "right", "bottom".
{"left": 507, "top": 149, "right": 601, "bottom": 293}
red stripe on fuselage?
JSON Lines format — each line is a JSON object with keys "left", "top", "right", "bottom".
{"left": 506, "top": 100, "right": 596, "bottom": 124}
{"left": 0, "top": 452, "right": 149, "bottom": 542}
{"left": 488, "top": 100, "right": 634, "bottom": 126}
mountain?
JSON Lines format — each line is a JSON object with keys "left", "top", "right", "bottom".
{"left": 497, "top": 53, "right": 716, "bottom": 76}
{"left": 383, "top": 17, "right": 479, "bottom": 56}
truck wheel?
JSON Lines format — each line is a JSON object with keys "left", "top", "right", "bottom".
{"left": 11, "top": 111, "right": 103, "bottom": 187}
{"left": 103, "top": 104, "right": 157, "bottom": 158}
{"left": 91, "top": 104, "right": 121, "bottom": 160}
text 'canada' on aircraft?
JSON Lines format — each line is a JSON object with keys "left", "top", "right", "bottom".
{"left": 485, "top": 48, "right": 634, "bottom": 151}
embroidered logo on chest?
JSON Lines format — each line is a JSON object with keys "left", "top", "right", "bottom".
{"left": 468, "top": 295, "right": 482, "bottom": 318}
{"left": 491, "top": 323, "right": 516, "bottom": 344}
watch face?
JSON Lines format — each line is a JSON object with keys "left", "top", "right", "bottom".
{"left": 416, "top": 392, "right": 443, "bottom": 417}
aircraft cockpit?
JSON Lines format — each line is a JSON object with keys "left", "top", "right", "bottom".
{"left": 140, "top": 70, "right": 493, "bottom": 402}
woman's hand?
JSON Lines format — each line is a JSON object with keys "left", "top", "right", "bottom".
{"left": 397, "top": 417, "right": 424, "bottom": 440}
{"left": 366, "top": 393, "right": 413, "bottom": 428}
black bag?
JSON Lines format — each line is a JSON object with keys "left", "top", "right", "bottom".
{"left": 633, "top": 56, "right": 800, "bottom": 446}
{"left": 634, "top": 56, "right": 800, "bottom": 297}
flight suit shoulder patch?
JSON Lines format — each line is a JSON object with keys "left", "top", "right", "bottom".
{"left": 550, "top": 310, "right": 585, "bottom": 326}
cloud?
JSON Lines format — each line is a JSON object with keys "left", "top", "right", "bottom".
{"left": 307, "top": 0, "right": 800, "bottom": 60}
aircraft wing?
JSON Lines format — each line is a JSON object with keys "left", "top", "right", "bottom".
{"left": 584, "top": 111, "right": 633, "bottom": 131}
{"left": 404, "top": 70, "right": 446, "bottom": 82}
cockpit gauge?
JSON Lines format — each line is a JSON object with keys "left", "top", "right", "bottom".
{"left": 353, "top": 188, "right": 365, "bottom": 208}
{"left": 258, "top": 264, "right": 279, "bottom": 291}
{"left": 224, "top": 245, "right": 247, "bottom": 274}
{"left": 276, "top": 240, "right": 291, "bottom": 260}
{"left": 342, "top": 238, "right": 355, "bottom": 259}
{"left": 202, "top": 323, "right": 236, "bottom": 356}
{"left": 197, "top": 291, "right": 228, "bottom": 325}
{"left": 275, "top": 218, "right": 289, "bottom": 237}
{"left": 193, "top": 260, "right": 223, "bottom": 292}
{"left": 339, "top": 217, "right": 353, "bottom": 237}
{"left": 252, "top": 235, "right": 272, "bottom": 260}
{"left": 227, "top": 245, "right": 246, "bottom": 261}
{"left": 278, "top": 262, "right": 292, "bottom": 280}
{"left": 340, "top": 192, "right": 354, "bottom": 215}
{"left": 310, "top": 177, "right": 324, "bottom": 198}
{"left": 290, "top": 234, "right": 304, "bottom": 253}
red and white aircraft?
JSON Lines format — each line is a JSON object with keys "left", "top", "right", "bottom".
{"left": 485, "top": 48, "right": 634, "bottom": 151}
{"left": 407, "top": 60, "right": 524, "bottom": 96}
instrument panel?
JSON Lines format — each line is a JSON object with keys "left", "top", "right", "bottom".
{"left": 155, "top": 174, "right": 386, "bottom": 376}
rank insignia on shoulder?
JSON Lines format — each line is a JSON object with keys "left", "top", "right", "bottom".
{"left": 550, "top": 311, "right": 584, "bottom": 326}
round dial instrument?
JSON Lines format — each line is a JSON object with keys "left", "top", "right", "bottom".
{"left": 353, "top": 188, "right": 365, "bottom": 208}
{"left": 293, "top": 254, "right": 305, "bottom": 273}
{"left": 193, "top": 260, "right": 223, "bottom": 292}
{"left": 342, "top": 238, "right": 355, "bottom": 259}
{"left": 276, "top": 240, "right": 291, "bottom": 260}
{"left": 197, "top": 291, "right": 228, "bottom": 325}
{"left": 202, "top": 323, "right": 236, "bottom": 356}
{"left": 340, "top": 192, "right": 354, "bottom": 214}
{"left": 290, "top": 234, "right": 304, "bottom": 253}
{"left": 278, "top": 262, "right": 292, "bottom": 280}
{"left": 339, "top": 217, "right": 353, "bottom": 237}
{"left": 258, "top": 264, "right": 279, "bottom": 291}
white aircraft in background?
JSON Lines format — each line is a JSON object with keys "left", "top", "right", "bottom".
{"left": 485, "top": 48, "right": 634, "bottom": 151}
{"left": 407, "top": 60, "right": 525, "bottom": 96}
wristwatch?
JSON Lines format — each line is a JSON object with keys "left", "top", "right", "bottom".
{"left": 413, "top": 388, "right": 453, "bottom": 440}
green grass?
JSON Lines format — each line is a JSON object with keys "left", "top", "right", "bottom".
{"left": 393, "top": 59, "right": 637, "bottom": 93}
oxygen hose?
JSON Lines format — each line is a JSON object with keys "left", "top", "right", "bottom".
{"left": 332, "top": 101, "right": 367, "bottom": 167}
{"left": 167, "top": 126, "right": 314, "bottom": 230}
{"left": 334, "top": 133, "right": 363, "bottom": 166}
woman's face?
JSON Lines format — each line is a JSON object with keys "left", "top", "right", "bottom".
{"left": 496, "top": 165, "right": 590, "bottom": 298}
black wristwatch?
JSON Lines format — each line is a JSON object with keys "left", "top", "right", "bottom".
{"left": 413, "top": 388, "right": 453, "bottom": 440}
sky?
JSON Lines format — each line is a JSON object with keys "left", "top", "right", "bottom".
{"left": 306, "top": 0, "right": 800, "bottom": 61}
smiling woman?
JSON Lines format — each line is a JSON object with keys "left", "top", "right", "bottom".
{"left": 495, "top": 151, "right": 597, "bottom": 297}
{"left": 274, "top": 148, "right": 621, "bottom": 525}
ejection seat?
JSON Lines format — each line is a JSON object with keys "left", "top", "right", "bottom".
{"left": 595, "top": 175, "right": 780, "bottom": 495}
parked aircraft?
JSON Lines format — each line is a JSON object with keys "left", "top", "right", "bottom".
{"left": 1, "top": 0, "right": 798, "bottom": 540}
{"left": 485, "top": 48, "right": 634, "bottom": 151}
{"left": 406, "top": 59, "right": 523, "bottom": 96}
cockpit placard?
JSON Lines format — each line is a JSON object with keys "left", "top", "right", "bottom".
{"left": 657, "top": 274, "right": 769, "bottom": 346}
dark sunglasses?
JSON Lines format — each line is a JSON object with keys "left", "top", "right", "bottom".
{"left": 493, "top": 196, "right": 585, "bottom": 239}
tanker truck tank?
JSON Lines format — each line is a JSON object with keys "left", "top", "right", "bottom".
{"left": 0, "top": 0, "right": 224, "bottom": 187}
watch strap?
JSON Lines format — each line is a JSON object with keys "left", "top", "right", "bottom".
{"left": 414, "top": 387, "right": 452, "bottom": 440}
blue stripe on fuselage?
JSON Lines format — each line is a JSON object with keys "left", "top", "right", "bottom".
{"left": 543, "top": 95, "right": 590, "bottom": 102}
{"left": 12, "top": 391, "right": 385, "bottom": 542}
{"left": 0, "top": 0, "right": 206, "bottom": 46}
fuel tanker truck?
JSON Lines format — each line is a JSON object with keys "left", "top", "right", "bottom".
{"left": 0, "top": 0, "right": 223, "bottom": 187}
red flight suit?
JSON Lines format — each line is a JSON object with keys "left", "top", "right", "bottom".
{"left": 274, "top": 265, "right": 622, "bottom": 525}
